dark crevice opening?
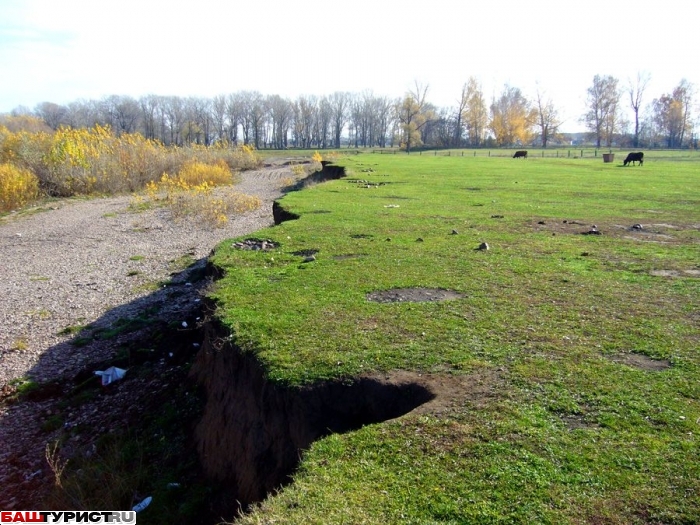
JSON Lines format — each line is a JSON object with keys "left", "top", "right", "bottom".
{"left": 190, "top": 317, "right": 434, "bottom": 517}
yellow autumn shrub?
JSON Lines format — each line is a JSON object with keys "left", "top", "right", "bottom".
{"left": 177, "top": 160, "right": 234, "bottom": 187}
{"left": 0, "top": 163, "right": 40, "bottom": 212}
{"left": 1, "top": 124, "right": 261, "bottom": 198}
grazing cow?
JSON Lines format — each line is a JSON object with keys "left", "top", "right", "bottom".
{"left": 513, "top": 150, "right": 528, "bottom": 159}
{"left": 623, "top": 152, "right": 644, "bottom": 166}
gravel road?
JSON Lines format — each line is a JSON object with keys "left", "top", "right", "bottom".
{"left": 0, "top": 162, "right": 294, "bottom": 509}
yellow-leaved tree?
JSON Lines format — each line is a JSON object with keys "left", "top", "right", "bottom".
{"left": 396, "top": 82, "right": 435, "bottom": 153}
{"left": 489, "top": 85, "right": 537, "bottom": 147}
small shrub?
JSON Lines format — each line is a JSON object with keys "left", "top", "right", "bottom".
{"left": 0, "top": 162, "right": 40, "bottom": 211}
{"left": 176, "top": 160, "right": 233, "bottom": 187}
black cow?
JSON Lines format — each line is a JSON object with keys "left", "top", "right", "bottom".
{"left": 623, "top": 152, "right": 644, "bottom": 166}
{"left": 513, "top": 150, "right": 528, "bottom": 159}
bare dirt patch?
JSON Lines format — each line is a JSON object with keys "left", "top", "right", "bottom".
{"left": 610, "top": 353, "right": 671, "bottom": 371}
{"left": 561, "top": 414, "right": 600, "bottom": 431}
{"left": 649, "top": 269, "right": 700, "bottom": 278}
{"left": 367, "top": 287, "right": 465, "bottom": 303}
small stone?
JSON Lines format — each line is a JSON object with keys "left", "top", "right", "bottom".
{"left": 477, "top": 242, "right": 490, "bottom": 251}
{"left": 451, "top": 229, "right": 459, "bottom": 235}
{"left": 632, "top": 223, "right": 643, "bottom": 230}
{"left": 537, "top": 221, "right": 546, "bottom": 225}
{"left": 416, "top": 237, "right": 424, "bottom": 242}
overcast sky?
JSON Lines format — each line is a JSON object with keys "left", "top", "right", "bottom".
{"left": 0, "top": 0, "right": 697, "bottom": 132}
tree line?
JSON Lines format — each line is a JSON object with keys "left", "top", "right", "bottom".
{"left": 3, "top": 75, "right": 696, "bottom": 151}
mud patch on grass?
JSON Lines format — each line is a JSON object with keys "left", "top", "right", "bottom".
{"left": 649, "top": 269, "right": 700, "bottom": 278}
{"left": 367, "top": 287, "right": 465, "bottom": 303}
{"left": 610, "top": 353, "right": 671, "bottom": 371}
{"left": 291, "top": 248, "right": 319, "bottom": 257}
{"left": 561, "top": 414, "right": 600, "bottom": 431}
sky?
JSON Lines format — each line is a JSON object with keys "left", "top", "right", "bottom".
{"left": 0, "top": 0, "right": 697, "bottom": 133}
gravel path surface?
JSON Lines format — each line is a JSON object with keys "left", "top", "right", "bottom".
{"left": 0, "top": 163, "right": 293, "bottom": 509}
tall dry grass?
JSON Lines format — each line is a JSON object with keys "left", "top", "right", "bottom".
{"left": 0, "top": 124, "right": 262, "bottom": 209}
{"left": 142, "top": 160, "right": 261, "bottom": 228}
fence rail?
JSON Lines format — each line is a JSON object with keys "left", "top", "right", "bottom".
{"left": 367, "top": 148, "right": 700, "bottom": 160}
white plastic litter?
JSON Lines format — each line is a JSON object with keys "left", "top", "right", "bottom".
{"left": 132, "top": 496, "right": 152, "bottom": 513}
{"left": 94, "top": 366, "right": 127, "bottom": 386}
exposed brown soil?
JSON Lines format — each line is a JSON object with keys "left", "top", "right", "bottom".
{"left": 366, "top": 287, "right": 465, "bottom": 303}
{"left": 610, "top": 353, "right": 672, "bottom": 371}
{"left": 649, "top": 269, "right": 700, "bottom": 278}
{"left": 534, "top": 219, "right": 699, "bottom": 244}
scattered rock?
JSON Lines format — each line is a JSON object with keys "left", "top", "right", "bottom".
{"left": 477, "top": 242, "right": 490, "bottom": 251}
{"left": 450, "top": 229, "right": 459, "bottom": 235}
{"left": 233, "top": 239, "right": 278, "bottom": 251}
{"left": 416, "top": 238, "right": 424, "bottom": 242}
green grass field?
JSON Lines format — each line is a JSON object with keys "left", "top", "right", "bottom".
{"left": 209, "top": 153, "right": 699, "bottom": 524}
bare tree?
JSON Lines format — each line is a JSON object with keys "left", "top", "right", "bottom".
{"left": 225, "top": 93, "right": 244, "bottom": 144}
{"left": 64, "top": 99, "right": 100, "bottom": 129}
{"left": 628, "top": 71, "right": 651, "bottom": 148}
{"left": 317, "top": 97, "right": 333, "bottom": 149}
{"left": 329, "top": 92, "right": 350, "bottom": 148}
{"left": 211, "top": 95, "right": 228, "bottom": 144}
{"left": 266, "top": 95, "right": 292, "bottom": 149}
{"left": 582, "top": 75, "right": 622, "bottom": 148}
{"left": 454, "top": 83, "right": 471, "bottom": 147}
{"left": 163, "top": 96, "right": 185, "bottom": 145}
{"left": 34, "top": 102, "right": 68, "bottom": 130}
{"left": 371, "top": 96, "right": 393, "bottom": 148}
{"left": 139, "top": 95, "right": 161, "bottom": 140}
{"left": 238, "top": 91, "right": 265, "bottom": 147}
{"left": 534, "top": 85, "right": 561, "bottom": 148}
